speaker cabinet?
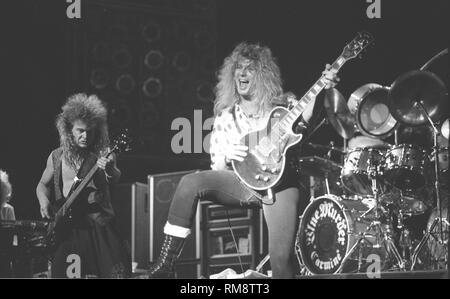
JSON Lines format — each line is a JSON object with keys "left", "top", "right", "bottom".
{"left": 111, "top": 182, "right": 148, "bottom": 269}
{"left": 148, "top": 170, "right": 201, "bottom": 277}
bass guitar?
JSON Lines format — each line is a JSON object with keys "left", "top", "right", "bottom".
{"left": 44, "top": 130, "right": 131, "bottom": 249}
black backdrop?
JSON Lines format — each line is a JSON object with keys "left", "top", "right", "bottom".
{"left": 0, "top": 0, "right": 448, "bottom": 219}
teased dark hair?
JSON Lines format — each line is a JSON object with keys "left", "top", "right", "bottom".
{"left": 56, "top": 93, "right": 109, "bottom": 169}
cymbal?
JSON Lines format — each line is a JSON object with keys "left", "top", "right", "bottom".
{"left": 324, "top": 88, "right": 356, "bottom": 139}
{"left": 442, "top": 118, "right": 449, "bottom": 140}
{"left": 389, "top": 70, "right": 448, "bottom": 126}
{"left": 298, "top": 156, "right": 342, "bottom": 178}
{"left": 306, "top": 142, "right": 345, "bottom": 153}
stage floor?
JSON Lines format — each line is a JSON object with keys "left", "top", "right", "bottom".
{"left": 296, "top": 270, "right": 448, "bottom": 279}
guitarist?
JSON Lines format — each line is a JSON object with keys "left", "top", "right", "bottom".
{"left": 36, "top": 94, "right": 130, "bottom": 278}
{"left": 148, "top": 42, "right": 339, "bottom": 278}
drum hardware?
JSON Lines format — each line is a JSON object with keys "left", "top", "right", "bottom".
{"left": 420, "top": 48, "right": 448, "bottom": 72}
{"left": 298, "top": 156, "right": 342, "bottom": 180}
{"left": 306, "top": 142, "right": 345, "bottom": 154}
{"left": 324, "top": 88, "right": 356, "bottom": 139}
{"left": 411, "top": 213, "right": 449, "bottom": 270}
{"left": 295, "top": 215, "right": 312, "bottom": 276}
{"left": 424, "top": 206, "right": 449, "bottom": 270}
{"left": 341, "top": 146, "right": 387, "bottom": 196}
{"left": 307, "top": 118, "right": 328, "bottom": 138}
{"left": 336, "top": 164, "right": 406, "bottom": 273}
{"left": 396, "top": 210, "right": 416, "bottom": 266}
{"left": 409, "top": 101, "right": 448, "bottom": 270}
{"left": 324, "top": 142, "right": 337, "bottom": 194}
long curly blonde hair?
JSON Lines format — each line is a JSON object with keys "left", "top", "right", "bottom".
{"left": 56, "top": 94, "right": 109, "bottom": 169}
{"left": 213, "top": 42, "right": 283, "bottom": 115}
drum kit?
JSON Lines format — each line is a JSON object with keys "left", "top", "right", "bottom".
{"left": 295, "top": 49, "right": 449, "bottom": 275}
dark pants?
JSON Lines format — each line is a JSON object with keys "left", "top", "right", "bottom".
{"left": 167, "top": 170, "right": 304, "bottom": 279}
{"left": 51, "top": 216, "right": 131, "bottom": 278}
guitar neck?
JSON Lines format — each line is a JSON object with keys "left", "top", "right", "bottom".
{"left": 281, "top": 55, "right": 348, "bottom": 128}
{"left": 54, "top": 164, "right": 100, "bottom": 221}
{"left": 54, "top": 149, "right": 115, "bottom": 222}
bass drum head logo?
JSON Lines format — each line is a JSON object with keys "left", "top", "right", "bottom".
{"left": 300, "top": 197, "right": 348, "bottom": 274}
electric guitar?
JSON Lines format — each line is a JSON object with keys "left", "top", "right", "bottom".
{"left": 232, "top": 32, "right": 374, "bottom": 190}
{"left": 44, "top": 130, "right": 132, "bottom": 249}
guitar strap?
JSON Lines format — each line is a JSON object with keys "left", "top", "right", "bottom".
{"left": 231, "top": 105, "right": 243, "bottom": 135}
{"left": 66, "top": 152, "right": 98, "bottom": 196}
{"left": 52, "top": 149, "right": 98, "bottom": 203}
{"left": 75, "top": 152, "right": 98, "bottom": 181}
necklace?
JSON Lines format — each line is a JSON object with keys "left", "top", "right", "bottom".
{"left": 238, "top": 103, "right": 263, "bottom": 119}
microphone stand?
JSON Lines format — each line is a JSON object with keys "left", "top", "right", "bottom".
{"left": 410, "top": 101, "right": 448, "bottom": 270}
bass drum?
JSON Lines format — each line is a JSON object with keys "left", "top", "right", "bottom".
{"left": 297, "top": 194, "right": 390, "bottom": 275}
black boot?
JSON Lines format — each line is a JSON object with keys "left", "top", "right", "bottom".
{"left": 147, "top": 234, "right": 185, "bottom": 278}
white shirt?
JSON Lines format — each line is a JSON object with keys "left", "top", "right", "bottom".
{"left": 209, "top": 104, "right": 269, "bottom": 170}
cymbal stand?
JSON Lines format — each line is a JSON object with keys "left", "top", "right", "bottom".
{"left": 411, "top": 101, "right": 448, "bottom": 270}
{"left": 397, "top": 210, "right": 413, "bottom": 263}
{"left": 368, "top": 166, "right": 406, "bottom": 270}
{"left": 394, "top": 127, "right": 399, "bottom": 146}
{"left": 336, "top": 165, "right": 406, "bottom": 273}
{"left": 324, "top": 142, "right": 334, "bottom": 194}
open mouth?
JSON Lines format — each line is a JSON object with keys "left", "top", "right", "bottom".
{"left": 238, "top": 79, "right": 249, "bottom": 90}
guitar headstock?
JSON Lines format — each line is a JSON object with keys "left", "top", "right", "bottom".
{"left": 110, "top": 129, "right": 133, "bottom": 155}
{"left": 341, "top": 31, "right": 374, "bottom": 61}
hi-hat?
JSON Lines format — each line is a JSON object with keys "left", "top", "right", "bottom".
{"left": 324, "top": 88, "right": 356, "bottom": 139}
{"left": 389, "top": 70, "right": 447, "bottom": 126}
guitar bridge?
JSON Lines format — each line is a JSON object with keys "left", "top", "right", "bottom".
{"left": 257, "top": 137, "right": 276, "bottom": 157}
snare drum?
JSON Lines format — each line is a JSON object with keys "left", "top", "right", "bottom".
{"left": 383, "top": 144, "right": 429, "bottom": 191}
{"left": 296, "top": 195, "right": 389, "bottom": 274}
{"left": 341, "top": 147, "right": 386, "bottom": 196}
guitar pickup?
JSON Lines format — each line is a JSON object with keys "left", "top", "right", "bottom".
{"left": 255, "top": 175, "right": 270, "bottom": 182}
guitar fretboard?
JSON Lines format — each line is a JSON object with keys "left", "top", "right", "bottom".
{"left": 279, "top": 56, "right": 347, "bottom": 132}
